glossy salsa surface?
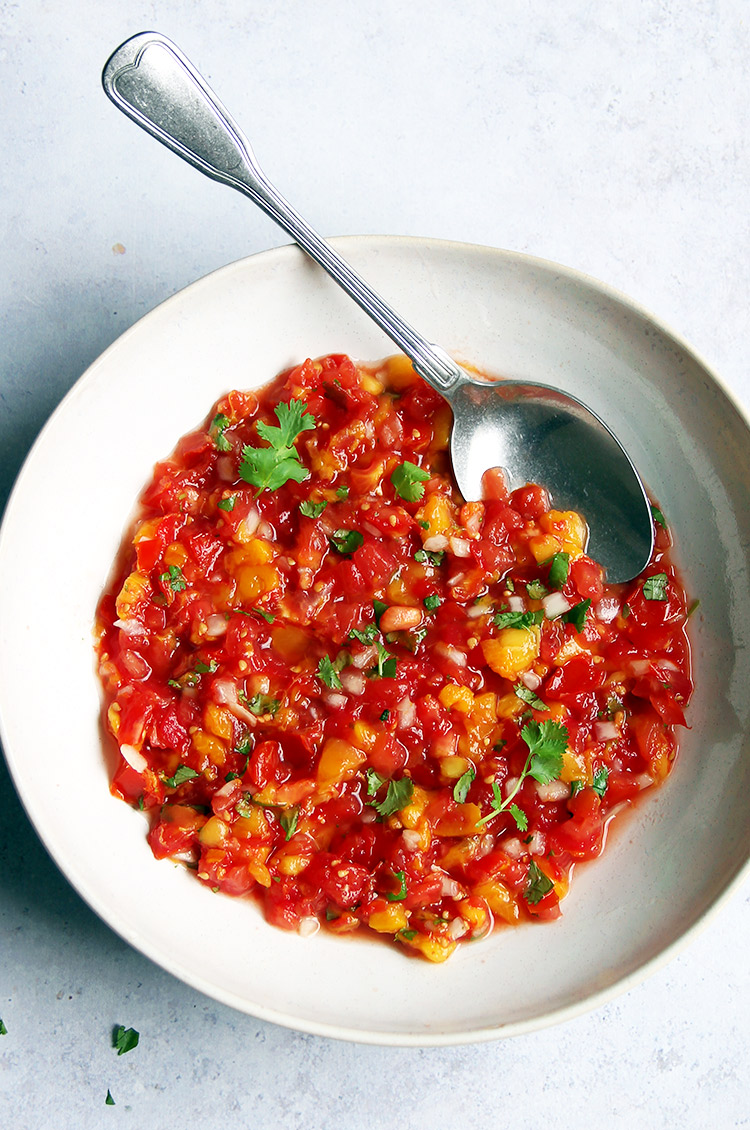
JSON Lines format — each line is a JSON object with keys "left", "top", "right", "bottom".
{"left": 95, "top": 354, "right": 692, "bottom": 962}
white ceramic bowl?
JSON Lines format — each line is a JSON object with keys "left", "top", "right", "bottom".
{"left": 2, "top": 236, "right": 750, "bottom": 1045}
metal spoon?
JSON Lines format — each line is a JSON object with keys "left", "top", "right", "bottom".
{"left": 102, "top": 31, "right": 654, "bottom": 582}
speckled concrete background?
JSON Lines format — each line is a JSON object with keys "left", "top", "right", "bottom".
{"left": 2, "top": 2, "right": 749, "bottom": 1126}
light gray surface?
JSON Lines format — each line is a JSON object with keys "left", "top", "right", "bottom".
{"left": 1, "top": 1, "right": 749, "bottom": 1126}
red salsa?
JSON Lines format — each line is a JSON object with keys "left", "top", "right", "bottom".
{"left": 95, "top": 353, "right": 692, "bottom": 961}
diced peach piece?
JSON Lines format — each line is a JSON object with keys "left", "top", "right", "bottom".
{"left": 192, "top": 729, "right": 226, "bottom": 766}
{"left": 438, "top": 683, "right": 475, "bottom": 713}
{"left": 235, "top": 563, "right": 279, "bottom": 603}
{"left": 272, "top": 625, "right": 309, "bottom": 664}
{"left": 368, "top": 903, "right": 409, "bottom": 933}
{"left": 383, "top": 354, "right": 418, "bottom": 390}
{"left": 432, "top": 803, "right": 482, "bottom": 836}
{"left": 473, "top": 878, "right": 520, "bottom": 925}
{"left": 198, "top": 815, "right": 231, "bottom": 848}
{"left": 482, "top": 626, "right": 541, "bottom": 681}
{"left": 316, "top": 738, "right": 366, "bottom": 786}
{"left": 539, "top": 509, "right": 589, "bottom": 557}
{"left": 416, "top": 492, "right": 452, "bottom": 536}
{"left": 204, "top": 702, "right": 234, "bottom": 742}
{"left": 403, "top": 932, "right": 457, "bottom": 963}
{"left": 115, "top": 571, "right": 151, "bottom": 619}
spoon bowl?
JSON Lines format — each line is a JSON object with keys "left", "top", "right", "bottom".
{"left": 102, "top": 30, "right": 654, "bottom": 582}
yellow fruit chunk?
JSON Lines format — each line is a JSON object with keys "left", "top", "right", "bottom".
{"left": 482, "top": 626, "right": 541, "bottom": 680}
{"left": 416, "top": 492, "right": 452, "bottom": 537}
{"left": 368, "top": 903, "right": 409, "bottom": 933}
{"left": 198, "top": 815, "right": 231, "bottom": 848}
{"left": 233, "top": 809, "right": 269, "bottom": 838}
{"left": 115, "top": 571, "right": 150, "bottom": 619}
{"left": 204, "top": 702, "right": 234, "bottom": 742}
{"left": 432, "top": 803, "right": 482, "bottom": 837}
{"left": 163, "top": 542, "right": 188, "bottom": 568}
{"left": 272, "top": 625, "right": 309, "bottom": 665}
{"left": 316, "top": 738, "right": 366, "bottom": 786}
{"left": 438, "top": 683, "right": 474, "bottom": 713}
{"left": 384, "top": 354, "right": 419, "bottom": 390}
{"left": 192, "top": 729, "right": 226, "bottom": 766}
{"left": 540, "top": 509, "right": 589, "bottom": 556}
{"left": 560, "top": 748, "right": 589, "bottom": 784}
{"left": 528, "top": 533, "right": 563, "bottom": 563}
{"left": 404, "top": 932, "right": 457, "bottom": 963}
{"left": 235, "top": 563, "right": 279, "bottom": 603}
{"left": 474, "top": 878, "right": 520, "bottom": 925}
{"left": 440, "top": 756, "right": 470, "bottom": 780}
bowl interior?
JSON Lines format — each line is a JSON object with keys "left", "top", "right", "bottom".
{"left": 1, "top": 236, "right": 749, "bottom": 1044}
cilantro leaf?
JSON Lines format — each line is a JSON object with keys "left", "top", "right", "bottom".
{"left": 526, "top": 579, "right": 547, "bottom": 599}
{"left": 373, "top": 777, "right": 413, "bottom": 817}
{"left": 547, "top": 552, "right": 570, "bottom": 588}
{"left": 522, "top": 720, "right": 568, "bottom": 784}
{"left": 239, "top": 399, "right": 315, "bottom": 492}
{"left": 563, "top": 598, "right": 591, "bottom": 632}
{"left": 251, "top": 606, "right": 274, "bottom": 624}
{"left": 525, "top": 860, "right": 554, "bottom": 904}
{"left": 414, "top": 548, "right": 445, "bottom": 567}
{"left": 453, "top": 767, "right": 475, "bottom": 803}
{"left": 398, "top": 928, "right": 417, "bottom": 941}
{"left": 0, "top": 1019, "right": 7, "bottom": 1035}
{"left": 279, "top": 806, "right": 299, "bottom": 841}
{"left": 514, "top": 684, "right": 547, "bottom": 711}
{"left": 493, "top": 609, "right": 543, "bottom": 630}
{"left": 105, "top": 1090, "right": 116, "bottom": 1106}
{"left": 373, "top": 640, "right": 397, "bottom": 679}
{"left": 299, "top": 499, "right": 327, "bottom": 519}
{"left": 509, "top": 803, "right": 528, "bottom": 832}
{"left": 570, "top": 779, "right": 584, "bottom": 796}
{"left": 391, "top": 461, "right": 430, "bottom": 502}
{"left": 350, "top": 623, "right": 379, "bottom": 645}
{"left": 217, "top": 494, "right": 237, "bottom": 511}
{"left": 209, "top": 412, "right": 232, "bottom": 452}
{"left": 318, "top": 654, "right": 344, "bottom": 689}
{"left": 380, "top": 709, "right": 390, "bottom": 721}
{"left": 336, "top": 485, "right": 349, "bottom": 500}
{"left": 592, "top": 766, "right": 610, "bottom": 798}
{"left": 246, "top": 693, "right": 280, "bottom": 716}
{"left": 160, "top": 564, "right": 186, "bottom": 592}
{"left": 643, "top": 573, "right": 669, "bottom": 601}
{"left": 424, "top": 594, "right": 441, "bottom": 612}
{"left": 112, "top": 1025, "right": 139, "bottom": 1056}
{"left": 163, "top": 765, "right": 199, "bottom": 788}
{"left": 386, "top": 869, "right": 408, "bottom": 901}
{"left": 330, "top": 529, "right": 364, "bottom": 555}
{"left": 373, "top": 599, "right": 388, "bottom": 625}
{"left": 366, "top": 767, "right": 387, "bottom": 796}
{"left": 651, "top": 504, "right": 667, "bottom": 529}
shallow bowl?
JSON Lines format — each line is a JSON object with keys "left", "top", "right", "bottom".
{"left": 2, "top": 236, "right": 749, "bottom": 1044}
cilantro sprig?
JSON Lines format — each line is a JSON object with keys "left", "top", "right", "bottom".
{"left": 239, "top": 399, "right": 315, "bottom": 492}
{"left": 391, "top": 461, "right": 430, "bottom": 502}
{"left": 476, "top": 720, "right": 568, "bottom": 827}
{"left": 370, "top": 776, "right": 414, "bottom": 817}
{"left": 112, "top": 1025, "right": 139, "bottom": 1056}
{"left": 525, "top": 860, "right": 554, "bottom": 904}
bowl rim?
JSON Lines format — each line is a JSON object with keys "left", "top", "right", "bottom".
{"left": 2, "top": 233, "right": 749, "bottom": 1046}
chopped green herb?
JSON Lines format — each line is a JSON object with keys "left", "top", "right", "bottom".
{"left": 105, "top": 1090, "right": 115, "bottom": 1106}
{"left": 380, "top": 709, "right": 390, "bottom": 722}
{"left": 318, "top": 654, "right": 344, "bottom": 689}
{"left": 398, "top": 928, "right": 417, "bottom": 941}
{"left": 330, "top": 528, "right": 364, "bottom": 555}
{"left": 247, "top": 693, "right": 280, "bottom": 716}
{"left": 373, "top": 776, "right": 414, "bottom": 817}
{"left": 606, "top": 694, "right": 624, "bottom": 718}
{"left": 643, "top": 573, "right": 668, "bottom": 601}
{"left": 505, "top": 578, "right": 515, "bottom": 593}
{"left": 160, "top": 564, "right": 186, "bottom": 592}
{"left": 112, "top": 1025, "right": 139, "bottom": 1056}
{"left": 373, "top": 640, "right": 397, "bottom": 679}
{"left": 336, "top": 485, "right": 349, "bottom": 500}
{"left": 526, "top": 579, "right": 547, "bottom": 600}
{"left": 194, "top": 660, "right": 218, "bottom": 675}
{"left": 235, "top": 792, "right": 255, "bottom": 818}
{"left": 509, "top": 802, "right": 529, "bottom": 832}
{"left": 350, "top": 623, "right": 379, "bottom": 645}
{"left": 514, "top": 684, "right": 547, "bottom": 711}
{"left": 239, "top": 399, "right": 315, "bottom": 492}
{"left": 547, "top": 552, "right": 570, "bottom": 588}
{"left": 391, "top": 461, "right": 430, "bottom": 502}
{"left": 453, "top": 767, "right": 476, "bottom": 804}
{"left": 373, "top": 599, "right": 388, "bottom": 625}
{"left": 224, "top": 771, "right": 240, "bottom": 782}
{"left": 493, "top": 608, "right": 544, "bottom": 630}
{"left": 570, "top": 779, "right": 584, "bottom": 797}
{"left": 299, "top": 499, "right": 327, "bottom": 519}
{"left": 525, "top": 860, "right": 554, "bottom": 904}
{"left": 424, "top": 594, "right": 441, "bottom": 612}
{"left": 688, "top": 598, "right": 701, "bottom": 617}
{"left": 386, "top": 870, "right": 408, "bottom": 901}
{"left": 325, "top": 906, "right": 339, "bottom": 922}
{"left": 419, "top": 520, "right": 430, "bottom": 530}
{"left": 279, "top": 806, "right": 299, "bottom": 841}
{"left": 163, "top": 765, "right": 199, "bottom": 788}
{"left": 477, "top": 720, "right": 567, "bottom": 827}
{"left": 651, "top": 504, "right": 667, "bottom": 529}
{"left": 217, "top": 494, "right": 237, "bottom": 511}
{"left": 250, "top": 606, "right": 274, "bottom": 624}
{"left": 0, "top": 1019, "right": 7, "bottom": 1035}
{"left": 592, "top": 766, "right": 610, "bottom": 798}
{"left": 622, "top": 603, "right": 631, "bottom": 619}
{"left": 414, "top": 548, "right": 445, "bottom": 567}
{"left": 563, "top": 598, "right": 591, "bottom": 632}
{"left": 366, "top": 767, "right": 387, "bottom": 796}
{"left": 209, "top": 412, "right": 232, "bottom": 452}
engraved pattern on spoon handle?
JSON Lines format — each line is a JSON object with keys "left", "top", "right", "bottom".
{"left": 102, "top": 31, "right": 466, "bottom": 395}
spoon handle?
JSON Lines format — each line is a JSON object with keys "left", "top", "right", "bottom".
{"left": 102, "top": 31, "right": 464, "bottom": 395}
